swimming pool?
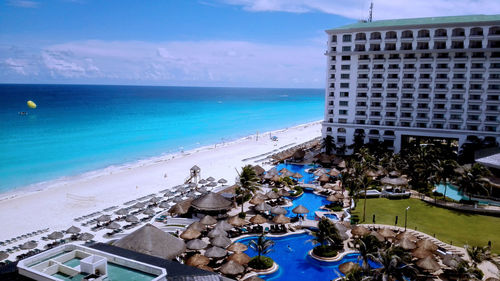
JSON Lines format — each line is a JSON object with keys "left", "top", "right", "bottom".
{"left": 285, "top": 191, "right": 331, "bottom": 220}
{"left": 323, "top": 213, "right": 339, "bottom": 220}
{"left": 435, "top": 183, "right": 500, "bottom": 206}
{"left": 275, "top": 163, "right": 318, "bottom": 184}
{"left": 237, "top": 233, "right": 377, "bottom": 281}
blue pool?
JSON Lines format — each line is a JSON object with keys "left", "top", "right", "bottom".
{"left": 237, "top": 233, "right": 378, "bottom": 281}
{"left": 435, "top": 183, "right": 500, "bottom": 206}
{"left": 323, "top": 213, "right": 339, "bottom": 220}
{"left": 285, "top": 191, "right": 331, "bottom": 220}
{"left": 275, "top": 163, "right": 318, "bottom": 184}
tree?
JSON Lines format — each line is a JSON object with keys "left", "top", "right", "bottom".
{"left": 322, "top": 135, "right": 336, "bottom": 155}
{"left": 354, "top": 235, "right": 382, "bottom": 273}
{"left": 370, "top": 246, "right": 416, "bottom": 281}
{"left": 446, "top": 260, "right": 482, "bottom": 281}
{"left": 456, "top": 164, "right": 492, "bottom": 200}
{"left": 309, "top": 218, "right": 342, "bottom": 249}
{"left": 249, "top": 233, "right": 274, "bottom": 260}
{"left": 432, "top": 159, "right": 458, "bottom": 200}
{"left": 236, "top": 165, "right": 261, "bottom": 214}
{"left": 350, "top": 130, "right": 366, "bottom": 153}
{"left": 465, "top": 244, "right": 492, "bottom": 267}
{"left": 340, "top": 266, "right": 371, "bottom": 281}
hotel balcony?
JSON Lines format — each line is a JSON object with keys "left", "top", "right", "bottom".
{"left": 435, "top": 77, "right": 449, "bottom": 83}
{"left": 434, "top": 87, "right": 449, "bottom": 93}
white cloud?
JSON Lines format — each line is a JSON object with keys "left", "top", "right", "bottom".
{"left": 7, "top": 0, "right": 39, "bottom": 8}
{"left": 0, "top": 40, "right": 325, "bottom": 87}
{"left": 220, "top": 0, "right": 500, "bottom": 20}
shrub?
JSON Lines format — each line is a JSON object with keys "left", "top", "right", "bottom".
{"left": 248, "top": 256, "right": 274, "bottom": 270}
{"left": 328, "top": 205, "right": 343, "bottom": 212}
{"left": 272, "top": 188, "right": 278, "bottom": 193}
{"left": 313, "top": 245, "right": 338, "bottom": 257}
{"left": 471, "top": 267, "right": 484, "bottom": 280}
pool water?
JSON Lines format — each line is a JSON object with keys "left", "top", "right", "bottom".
{"left": 237, "top": 233, "right": 378, "bottom": 281}
{"left": 285, "top": 191, "right": 330, "bottom": 220}
{"left": 323, "top": 213, "right": 339, "bottom": 220}
{"left": 435, "top": 183, "right": 500, "bottom": 206}
{"left": 275, "top": 163, "right": 318, "bottom": 184}
{"left": 52, "top": 262, "right": 157, "bottom": 281}
{"left": 63, "top": 258, "right": 81, "bottom": 268}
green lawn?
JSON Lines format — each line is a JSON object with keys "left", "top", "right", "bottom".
{"left": 352, "top": 198, "right": 500, "bottom": 253}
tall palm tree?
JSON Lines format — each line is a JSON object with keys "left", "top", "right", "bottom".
{"left": 465, "top": 244, "right": 492, "bottom": 267}
{"left": 370, "top": 247, "right": 416, "bottom": 281}
{"left": 308, "top": 218, "right": 342, "bottom": 249}
{"left": 456, "top": 164, "right": 492, "bottom": 200}
{"left": 355, "top": 235, "right": 381, "bottom": 273}
{"left": 432, "top": 159, "right": 458, "bottom": 200}
{"left": 448, "top": 260, "right": 482, "bottom": 281}
{"left": 249, "top": 233, "right": 274, "bottom": 261}
{"left": 322, "top": 135, "right": 336, "bottom": 155}
{"left": 237, "top": 165, "right": 261, "bottom": 214}
{"left": 355, "top": 148, "right": 376, "bottom": 222}
{"left": 340, "top": 267, "right": 372, "bottom": 281}
{"left": 359, "top": 173, "right": 373, "bottom": 222}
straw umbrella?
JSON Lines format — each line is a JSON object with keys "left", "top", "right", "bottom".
{"left": 96, "top": 215, "right": 111, "bottom": 223}
{"left": 271, "top": 175, "right": 281, "bottom": 182}
{"left": 227, "top": 242, "right": 248, "bottom": 252}
{"left": 244, "top": 276, "right": 264, "bottom": 281}
{"left": 412, "top": 247, "right": 433, "bottom": 259}
{"left": 416, "top": 240, "right": 438, "bottom": 252}
{"left": 249, "top": 196, "right": 265, "bottom": 205}
{"left": 272, "top": 214, "right": 291, "bottom": 224}
{"left": 442, "top": 254, "right": 462, "bottom": 268}
{"left": 335, "top": 223, "right": 350, "bottom": 241}
{"left": 265, "top": 191, "right": 279, "bottom": 199}
{"left": 66, "top": 226, "right": 81, "bottom": 234}
{"left": 279, "top": 168, "right": 291, "bottom": 175}
{"left": 159, "top": 201, "right": 170, "bottom": 208}
{"left": 416, "top": 256, "right": 440, "bottom": 272}
{"left": 334, "top": 192, "right": 345, "bottom": 200}
{"left": 187, "top": 221, "right": 205, "bottom": 232}
{"left": 0, "top": 251, "right": 8, "bottom": 261}
{"left": 220, "top": 260, "right": 245, "bottom": 276}
{"left": 398, "top": 238, "right": 417, "bottom": 250}
{"left": 292, "top": 205, "right": 309, "bottom": 215}
{"left": 132, "top": 202, "right": 146, "bottom": 209}
{"left": 227, "top": 216, "right": 248, "bottom": 227}
{"left": 208, "top": 228, "right": 228, "bottom": 238}
{"left": 197, "top": 265, "right": 214, "bottom": 272}
{"left": 227, "top": 252, "right": 251, "bottom": 265}
{"left": 351, "top": 225, "right": 370, "bottom": 237}
{"left": 78, "top": 233, "right": 95, "bottom": 241}
{"left": 378, "top": 228, "right": 396, "bottom": 239}
{"left": 107, "top": 222, "right": 121, "bottom": 230}
{"left": 168, "top": 200, "right": 192, "bottom": 215}
{"left": 218, "top": 178, "right": 228, "bottom": 185}
{"left": 200, "top": 215, "right": 217, "bottom": 225}
{"left": 186, "top": 254, "right": 210, "bottom": 267}
{"left": 149, "top": 197, "right": 161, "bottom": 204}
{"left": 339, "top": 262, "right": 360, "bottom": 274}
{"left": 115, "top": 208, "right": 129, "bottom": 215}
{"left": 326, "top": 194, "right": 339, "bottom": 202}
{"left": 254, "top": 202, "right": 271, "bottom": 212}
{"left": 204, "top": 246, "right": 227, "bottom": 258}
{"left": 186, "top": 239, "right": 208, "bottom": 250}
{"left": 313, "top": 169, "right": 325, "bottom": 176}
{"left": 180, "top": 228, "right": 201, "bottom": 240}
{"left": 369, "top": 231, "right": 385, "bottom": 242}
{"left": 215, "top": 220, "right": 233, "bottom": 231}
{"left": 48, "top": 231, "right": 64, "bottom": 240}
{"left": 380, "top": 177, "right": 408, "bottom": 186}
{"left": 318, "top": 174, "right": 330, "bottom": 184}
{"left": 277, "top": 189, "right": 290, "bottom": 197}
{"left": 191, "top": 192, "right": 232, "bottom": 212}
{"left": 329, "top": 168, "right": 341, "bottom": 177}
{"left": 396, "top": 231, "right": 417, "bottom": 241}
{"left": 270, "top": 206, "right": 287, "bottom": 215}
{"left": 199, "top": 179, "right": 207, "bottom": 185}
{"left": 143, "top": 208, "right": 156, "bottom": 216}
{"left": 249, "top": 214, "right": 268, "bottom": 224}
{"left": 292, "top": 172, "right": 303, "bottom": 179}
{"left": 20, "top": 241, "right": 37, "bottom": 250}
{"left": 206, "top": 176, "right": 216, "bottom": 182}
{"left": 210, "top": 236, "right": 231, "bottom": 248}
{"left": 253, "top": 165, "right": 265, "bottom": 176}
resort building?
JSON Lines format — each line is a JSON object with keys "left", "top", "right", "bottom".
{"left": 322, "top": 15, "right": 500, "bottom": 153}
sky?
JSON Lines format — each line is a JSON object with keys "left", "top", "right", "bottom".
{"left": 1, "top": 0, "right": 500, "bottom": 88}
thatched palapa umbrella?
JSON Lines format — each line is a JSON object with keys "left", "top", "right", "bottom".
{"left": 412, "top": 247, "right": 433, "bottom": 259}
{"left": 253, "top": 165, "right": 265, "bottom": 176}
{"left": 208, "top": 228, "right": 228, "bottom": 238}
{"left": 115, "top": 208, "right": 129, "bottom": 215}
{"left": 396, "top": 231, "right": 417, "bottom": 241}
{"left": 132, "top": 202, "right": 146, "bottom": 209}
{"left": 292, "top": 172, "right": 303, "bottom": 179}
{"left": 369, "top": 231, "right": 385, "bottom": 242}
{"left": 227, "top": 216, "right": 248, "bottom": 227}
{"left": 272, "top": 214, "right": 291, "bottom": 224}
{"left": 292, "top": 205, "right": 309, "bottom": 215}
{"left": 106, "top": 222, "right": 121, "bottom": 230}
{"left": 351, "top": 226, "right": 370, "bottom": 237}
{"left": 200, "top": 215, "right": 217, "bottom": 225}
{"left": 416, "top": 256, "right": 440, "bottom": 272}
{"left": 48, "top": 231, "right": 64, "bottom": 240}
{"left": 266, "top": 191, "right": 279, "bottom": 199}
{"left": 249, "top": 196, "right": 265, "bottom": 205}
{"left": 199, "top": 179, "right": 207, "bottom": 185}
{"left": 249, "top": 214, "right": 267, "bottom": 224}
{"left": 206, "top": 176, "right": 216, "bottom": 182}
{"left": 334, "top": 192, "right": 345, "bottom": 200}
{"left": 168, "top": 199, "right": 192, "bottom": 215}
{"left": 186, "top": 239, "right": 208, "bottom": 250}
{"left": 270, "top": 206, "right": 287, "bottom": 215}
{"left": 215, "top": 220, "right": 233, "bottom": 231}
{"left": 227, "top": 252, "right": 251, "bottom": 265}
{"left": 204, "top": 246, "right": 227, "bottom": 258}
{"left": 159, "top": 201, "right": 170, "bottom": 208}
{"left": 378, "top": 228, "right": 396, "bottom": 239}
{"left": 227, "top": 242, "right": 248, "bottom": 252}
{"left": 180, "top": 228, "right": 201, "bottom": 240}
{"left": 244, "top": 276, "right": 264, "bottom": 281}
{"left": 380, "top": 177, "right": 408, "bottom": 186}
{"left": 149, "top": 197, "right": 161, "bottom": 204}
{"left": 96, "top": 215, "right": 111, "bottom": 223}
{"left": 329, "top": 168, "right": 341, "bottom": 177}
{"left": 78, "top": 233, "right": 94, "bottom": 241}
{"left": 187, "top": 221, "right": 205, "bottom": 232}
{"left": 398, "top": 238, "right": 417, "bottom": 250}
{"left": 207, "top": 182, "right": 218, "bottom": 187}
{"left": 271, "top": 175, "right": 281, "bottom": 182}
{"left": 220, "top": 260, "right": 245, "bottom": 276}
{"left": 186, "top": 253, "right": 210, "bottom": 267}
{"left": 339, "top": 262, "right": 360, "bottom": 274}
{"left": 255, "top": 202, "right": 271, "bottom": 212}
{"left": 20, "top": 241, "right": 37, "bottom": 250}
{"left": 113, "top": 224, "right": 185, "bottom": 259}
{"left": 211, "top": 236, "right": 231, "bottom": 248}
{"left": 218, "top": 178, "right": 228, "bottom": 185}
{"left": 0, "top": 251, "right": 8, "bottom": 261}
{"left": 277, "top": 189, "right": 290, "bottom": 197}
{"left": 66, "top": 226, "right": 81, "bottom": 234}
{"left": 191, "top": 192, "right": 232, "bottom": 212}
{"left": 416, "top": 239, "right": 438, "bottom": 252}
{"left": 143, "top": 208, "right": 156, "bottom": 216}
{"left": 326, "top": 194, "right": 339, "bottom": 202}
{"left": 318, "top": 174, "right": 330, "bottom": 183}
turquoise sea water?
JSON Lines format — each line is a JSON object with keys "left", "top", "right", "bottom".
{"left": 0, "top": 84, "right": 324, "bottom": 192}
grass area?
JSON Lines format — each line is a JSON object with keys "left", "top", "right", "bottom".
{"left": 352, "top": 198, "right": 500, "bottom": 253}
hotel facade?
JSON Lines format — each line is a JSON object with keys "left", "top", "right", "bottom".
{"left": 322, "top": 15, "right": 500, "bottom": 153}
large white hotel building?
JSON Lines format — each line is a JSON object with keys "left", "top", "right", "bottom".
{"left": 322, "top": 15, "right": 500, "bottom": 153}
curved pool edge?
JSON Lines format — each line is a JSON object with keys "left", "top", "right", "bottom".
{"left": 308, "top": 249, "right": 358, "bottom": 262}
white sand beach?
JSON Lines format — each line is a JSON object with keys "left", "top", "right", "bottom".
{"left": 0, "top": 121, "right": 322, "bottom": 241}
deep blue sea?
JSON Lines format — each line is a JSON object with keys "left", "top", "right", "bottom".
{"left": 0, "top": 84, "right": 323, "bottom": 193}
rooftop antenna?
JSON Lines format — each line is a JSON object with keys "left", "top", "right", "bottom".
{"left": 368, "top": 1, "right": 374, "bottom": 22}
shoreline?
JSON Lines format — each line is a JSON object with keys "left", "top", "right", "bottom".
{"left": 0, "top": 120, "right": 322, "bottom": 240}
{"left": 0, "top": 120, "right": 322, "bottom": 203}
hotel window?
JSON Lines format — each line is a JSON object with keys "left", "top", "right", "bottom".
{"left": 356, "top": 120, "right": 366, "bottom": 124}
{"left": 337, "top": 128, "right": 346, "bottom": 133}
{"left": 358, "top": 74, "right": 368, "bottom": 79}
{"left": 469, "top": 40, "right": 482, "bottom": 48}
{"left": 386, "top": 31, "right": 397, "bottom": 39}
{"left": 434, "top": 42, "right": 447, "bottom": 49}
{"left": 401, "top": 43, "right": 412, "bottom": 50}
{"left": 453, "top": 73, "right": 465, "bottom": 79}
{"left": 388, "top": 64, "right": 399, "bottom": 69}
{"left": 472, "top": 63, "right": 484, "bottom": 69}
{"left": 420, "top": 64, "right": 432, "bottom": 69}
{"left": 434, "top": 29, "right": 447, "bottom": 37}
{"left": 454, "top": 63, "right": 466, "bottom": 69}
{"left": 450, "top": 124, "right": 460, "bottom": 130}
{"left": 370, "top": 120, "right": 380, "bottom": 125}
{"left": 433, "top": 114, "right": 445, "bottom": 119}
{"left": 342, "top": 55, "right": 351, "bottom": 61}
{"left": 370, "top": 111, "right": 381, "bottom": 116}
{"left": 329, "top": 92, "right": 334, "bottom": 97}
{"left": 471, "top": 73, "right": 483, "bottom": 79}
{"left": 339, "top": 101, "right": 348, "bottom": 106}
{"left": 437, "top": 53, "right": 449, "bottom": 59}
{"left": 489, "top": 84, "right": 500, "bottom": 90}
{"left": 452, "top": 28, "right": 465, "bottom": 36}
{"left": 359, "top": 55, "right": 369, "bottom": 60}
{"left": 468, "top": 114, "right": 480, "bottom": 120}
{"left": 491, "top": 63, "right": 500, "bottom": 69}
{"left": 467, "top": 125, "right": 478, "bottom": 131}
{"left": 337, "top": 136, "right": 346, "bottom": 142}
{"left": 340, "top": 92, "right": 349, "bottom": 97}
{"left": 404, "top": 53, "right": 416, "bottom": 59}
{"left": 469, "top": 104, "right": 480, "bottom": 110}
{"left": 417, "top": 113, "right": 427, "bottom": 118}
{"left": 326, "top": 127, "right": 332, "bottom": 132}
{"left": 359, "top": 64, "right": 369, "bottom": 70}
{"left": 401, "top": 122, "right": 411, "bottom": 127}
{"left": 342, "top": 34, "right": 352, "bottom": 42}
{"left": 342, "top": 46, "right": 351, "bottom": 52}
{"left": 417, "top": 103, "right": 428, "bottom": 109}
{"left": 385, "top": 43, "right": 396, "bottom": 50}
{"left": 452, "top": 41, "right": 464, "bottom": 49}
{"left": 388, "top": 74, "right": 399, "bottom": 79}
{"left": 433, "top": 124, "right": 444, "bottom": 129}
{"left": 402, "top": 103, "right": 412, "bottom": 108}
{"left": 371, "top": 92, "right": 382, "bottom": 98}
{"left": 341, "top": 73, "right": 350, "bottom": 79}
{"left": 471, "top": 84, "right": 482, "bottom": 90}
{"left": 357, "top": 92, "right": 367, "bottom": 97}
{"left": 401, "top": 112, "right": 412, "bottom": 118}
{"left": 417, "top": 123, "right": 427, "bottom": 128}
{"left": 385, "top": 121, "right": 395, "bottom": 126}
{"left": 435, "top": 104, "right": 446, "bottom": 109}
{"left": 356, "top": 102, "right": 367, "bottom": 106}
{"left": 436, "top": 63, "right": 448, "bottom": 69}
{"left": 485, "top": 126, "right": 497, "bottom": 132}
{"left": 355, "top": 33, "right": 366, "bottom": 40}
{"left": 370, "top": 44, "right": 381, "bottom": 51}
{"left": 486, "top": 116, "right": 497, "bottom": 121}
{"left": 451, "top": 94, "right": 463, "bottom": 100}
{"left": 452, "top": 84, "right": 464, "bottom": 89}
{"left": 331, "top": 35, "right": 337, "bottom": 43}
{"left": 451, "top": 104, "right": 462, "bottom": 110}
{"left": 340, "top": 83, "right": 349, "bottom": 88}
{"left": 455, "top": 52, "right": 466, "bottom": 58}
{"left": 402, "top": 94, "right": 413, "bottom": 99}
{"left": 472, "top": 52, "right": 484, "bottom": 58}
{"left": 402, "top": 30, "right": 413, "bottom": 39}
{"left": 370, "top": 32, "right": 382, "bottom": 40}
{"left": 338, "top": 119, "right": 347, "bottom": 124}
{"left": 450, "top": 114, "right": 461, "bottom": 120}
{"left": 418, "top": 29, "right": 430, "bottom": 38}
{"left": 436, "top": 73, "right": 447, "bottom": 79}
{"left": 417, "top": 42, "right": 429, "bottom": 50}
{"left": 486, "top": 105, "right": 498, "bottom": 111}
{"left": 356, "top": 111, "right": 366, "bottom": 116}
{"left": 435, "top": 84, "right": 447, "bottom": 89}
{"left": 341, "top": 65, "right": 350, "bottom": 70}
{"left": 373, "top": 74, "right": 383, "bottom": 79}
{"left": 371, "top": 102, "right": 381, "bottom": 107}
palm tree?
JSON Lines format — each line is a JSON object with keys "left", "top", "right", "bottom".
{"left": 432, "top": 159, "right": 458, "bottom": 200}
{"left": 354, "top": 235, "right": 381, "bottom": 273}
{"left": 359, "top": 174, "right": 373, "bottom": 222}
{"left": 370, "top": 247, "right": 416, "bottom": 281}
{"left": 309, "top": 218, "right": 342, "bottom": 250}
{"left": 447, "top": 260, "right": 482, "bottom": 281}
{"left": 465, "top": 244, "right": 493, "bottom": 267}
{"left": 340, "top": 266, "right": 372, "bottom": 281}
{"left": 350, "top": 130, "right": 366, "bottom": 153}
{"left": 236, "top": 165, "right": 261, "bottom": 214}
{"left": 456, "top": 164, "right": 492, "bottom": 200}
{"left": 249, "top": 233, "right": 274, "bottom": 262}
{"left": 322, "top": 135, "right": 336, "bottom": 155}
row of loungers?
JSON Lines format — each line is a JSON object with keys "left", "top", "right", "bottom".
{"left": 0, "top": 228, "right": 49, "bottom": 246}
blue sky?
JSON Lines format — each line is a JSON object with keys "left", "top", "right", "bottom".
{"left": 1, "top": 0, "right": 500, "bottom": 88}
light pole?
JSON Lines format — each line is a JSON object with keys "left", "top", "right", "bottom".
{"left": 404, "top": 206, "right": 410, "bottom": 231}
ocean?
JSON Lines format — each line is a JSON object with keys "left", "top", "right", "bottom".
{"left": 0, "top": 84, "right": 324, "bottom": 193}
